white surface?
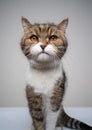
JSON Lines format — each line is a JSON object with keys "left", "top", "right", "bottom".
{"left": 0, "top": 107, "right": 92, "bottom": 130}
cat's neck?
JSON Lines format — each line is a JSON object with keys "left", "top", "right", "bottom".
{"left": 29, "top": 59, "right": 61, "bottom": 70}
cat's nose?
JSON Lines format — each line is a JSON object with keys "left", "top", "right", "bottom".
{"left": 40, "top": 44, "right": 47, "bottom": 50}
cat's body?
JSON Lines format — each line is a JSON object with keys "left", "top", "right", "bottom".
{"left": 26, "top": 61, "right": 64, "bottom": 130}
{"left": 20, "top": 17, "right": 92, "bottom": 130}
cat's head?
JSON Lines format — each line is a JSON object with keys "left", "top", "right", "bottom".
{"left": 20, "top": 17, "right": 68, "bottom": 69}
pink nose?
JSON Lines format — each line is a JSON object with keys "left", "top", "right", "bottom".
{"left": 40, "top": 44, "right": 47, "bottom": 50}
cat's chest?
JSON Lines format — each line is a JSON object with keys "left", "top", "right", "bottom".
{"left": 26, "top": 65, "right": 63, "bottom": 95}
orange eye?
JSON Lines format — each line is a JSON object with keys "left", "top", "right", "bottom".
{"left": 49, "top": 35, "right": 58, "bottom": 41}
{"left": 30, "top": 35, "right": 38, "bottom": 43}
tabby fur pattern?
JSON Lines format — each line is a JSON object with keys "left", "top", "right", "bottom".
{"left": 20, "top": 17, "right": 92, "bottom": 130}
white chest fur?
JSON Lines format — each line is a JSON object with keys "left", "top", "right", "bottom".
{"left": 26, "top": 63, "right": 63, "bottom": 95}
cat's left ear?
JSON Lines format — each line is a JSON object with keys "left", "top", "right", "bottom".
{"left": 57, "top": 18, "right": 68, "bottom": 33}
{"left": 21, "top": 16, "right": 32, "bottom": 32}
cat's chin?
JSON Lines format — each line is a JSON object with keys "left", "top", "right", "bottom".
{"left": 36, "top": 53, "right": 51, "bottom": 63}
{"left": 29, "top": 53, "right": 60, "bottom": 69}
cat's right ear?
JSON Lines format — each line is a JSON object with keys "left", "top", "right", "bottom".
{"left": 21, "top": 16, "right": 32, "bottom": 32}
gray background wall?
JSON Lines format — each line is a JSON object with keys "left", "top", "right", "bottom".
{"left": 0, "top": 0, "right": 92, "bottom": 107}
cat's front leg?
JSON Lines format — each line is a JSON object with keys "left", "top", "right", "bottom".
{"left": 46, "top": 108, "right": 61, "bottom": 130}
{"left": 50, "top": 78, "right": 65, "bottom": 112}
{"left": 46, "top": 78, "right": 65, "bottom": 130}
{"left": 26, "top": 86, "right": 45, "bottom": 130}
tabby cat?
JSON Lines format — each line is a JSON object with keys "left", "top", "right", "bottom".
{"left": 20, "top": 17, "right": 92, "bottom": 130}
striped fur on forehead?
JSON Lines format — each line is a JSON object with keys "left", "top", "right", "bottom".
{"left": 29, "top": 23, "right": 60, "bottom": 38}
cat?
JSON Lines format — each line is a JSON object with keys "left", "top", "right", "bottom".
{"left": 20, "top": 16, "right": 92, "bottom": 130}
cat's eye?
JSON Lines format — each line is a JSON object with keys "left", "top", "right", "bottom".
{"left": 30, "top": 35, "right": 38, "bottom": 43}
{"left": 49, "top": 35, "right": 58, "bottom": 41}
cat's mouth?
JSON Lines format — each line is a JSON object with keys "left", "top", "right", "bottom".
{"left": 39, "top": 51, "right": 49, "bottom": 55}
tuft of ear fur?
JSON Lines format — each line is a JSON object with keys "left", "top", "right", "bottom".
{"left": 21, "top": 16, "right": 32, "bottom": 32}
{"left": 57, "top": 18, "right": 68, "bottom": 33}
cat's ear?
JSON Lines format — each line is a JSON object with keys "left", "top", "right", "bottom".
{"left": 57, "top": 18, "right": 68, "bottom": 33}
{"left": 21, "top": 16, "right": 32, "bottom": 32}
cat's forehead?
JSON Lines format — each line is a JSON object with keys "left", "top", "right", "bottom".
{"left": 33, "top": 23, "right": 56, "bottom": 29}
{"left": 30, "top": 23, "right": 59, "bottom": 36}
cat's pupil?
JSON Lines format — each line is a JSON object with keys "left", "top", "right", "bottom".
{"left": 49, "top": 35, "right": 58, "bottom": 41}
{"left": 30, "top": 35, "right": 38, "bottom": 40}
